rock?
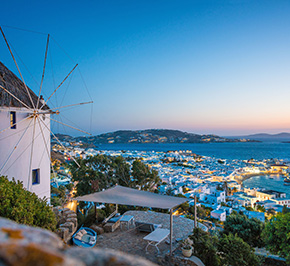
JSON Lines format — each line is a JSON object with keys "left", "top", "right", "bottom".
{"left": 0, "top": 218, "right": 63, "bottom": 250}
{"left": 90, "top": 225, "right": 104, "bottom": 235}
{"left": 67, "top": 218, "right": 77, "bottom": 228}
{"left": 54, "top": 208, "right": 78, "bottom": 242}
{"left": 0, "top": 242, "right": 84, "bottom": 266}
{"left": 164, "top": 249, "right": 205, "bottom": 266}
{"left": 66, "top": 213, "right": 77, "bottom": 219}
{"left": 0, "top": 217, "right": 158, "bottom": 266}
{"left": 62, "top": 209, "right": 73, "bottom": 217}
{"left": 56, "top": 227, "right": 69, "bottom": 242}
{"left": 60, "top": 222, "right": 74, "bottom": 233}
{"left": 65, "top": 247, "right": 157, "bottom": 266}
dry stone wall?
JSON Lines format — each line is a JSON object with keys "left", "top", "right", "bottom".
{"left": 53, "top": 207, "right": 78, "bottom": 243}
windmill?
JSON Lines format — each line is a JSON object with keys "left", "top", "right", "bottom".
{"left": 0, "top": 26, "right": 93, "bottom": 202}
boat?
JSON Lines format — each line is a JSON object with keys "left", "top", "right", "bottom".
{"left": 284, "top": 178, "right": 290, "bottom": 186}
{"left": 72, "top": 227, "right": 97, "bottom": 248}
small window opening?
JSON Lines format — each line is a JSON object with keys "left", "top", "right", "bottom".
{"left": 10, "top": 111, "right": 16, "bottom": 129}
{"left": 32, "top": 169, "right": 40, "bottom": 185}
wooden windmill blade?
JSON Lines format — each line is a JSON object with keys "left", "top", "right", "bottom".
{"left": 0, "top": 26, "right": 93, "bottom": 202}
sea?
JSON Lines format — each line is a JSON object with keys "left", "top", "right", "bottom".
{"left": 96, "top": 142, "right": 290, "bottom": 196}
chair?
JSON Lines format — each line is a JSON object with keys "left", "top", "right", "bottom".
{"left": 135, "top": 221, "right": 162, "bottom": 233}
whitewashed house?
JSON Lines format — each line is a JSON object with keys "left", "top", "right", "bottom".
{"left": 211, "top": 209, "right": 226, "bottom": 221}
{"left": 0, "top": 62, "right": 51, "bottom": 201}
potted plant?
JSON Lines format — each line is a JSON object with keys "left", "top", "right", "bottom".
{"left": 181, "top": 238, "right": 193, "bottom": 257}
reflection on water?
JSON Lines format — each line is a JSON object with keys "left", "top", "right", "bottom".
{"left": 243, "top": 175, "right": 290, "bottom": 197}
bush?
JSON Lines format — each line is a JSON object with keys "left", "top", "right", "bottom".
{"left": 223, "top": 213, "right": 264, "bottom": 247}
{"left": 262, "top": 213, "right": 290, "bottom": 263}
{"left": 218, "top": 233, "right": 261, "bottom": 266}
{"left": 190, "top": 228, "right": 220, "bottom": 266}
{"left": 189, "top": 227, "right": 260, "bottom": 266}
{"left": 0, "top": 176, "right": 56, "bottom": 231}
{"left": 83, "top": 207, "right": 97, "bottom": 227}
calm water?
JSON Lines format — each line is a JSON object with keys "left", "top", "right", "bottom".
{"left": 243, "top": 174, "right": 290, "bottom": 197}
{"left": 97, "top": 142, "right": 290, "bottom": 195}
{"left": 97, "top": 142, "right": 290, "bottom": 161}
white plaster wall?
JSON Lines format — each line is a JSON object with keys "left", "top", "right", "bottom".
{"left": 0, "top": 107, "right": 51, "bottom": 201}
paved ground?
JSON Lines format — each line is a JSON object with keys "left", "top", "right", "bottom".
{"left": 95, "top": 210, "right": 195, "bottom": 264}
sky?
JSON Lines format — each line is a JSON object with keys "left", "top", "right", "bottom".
{"left": 1, "top": 0, "right": 290, "bottom": 136}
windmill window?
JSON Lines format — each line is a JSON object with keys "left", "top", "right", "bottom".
{"left": 32, "top": 169, "right": 40, "bottom": 185}
{"left": 10, "top": 111, "right": 16, "bottom": 129}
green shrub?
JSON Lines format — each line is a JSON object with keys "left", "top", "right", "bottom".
{"left": 190, "top": 228, "right": 220, "bottom": 266}
{"left": 218, "top": 233, "right": 261, "bottom": 266}
{"left": 0, "top": 176, "right": 56, "bottom": 231}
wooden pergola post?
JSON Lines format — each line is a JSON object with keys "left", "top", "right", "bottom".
{"left": 194, "top": 195, "right": 197, "bottom": 228}
{"left": 170, "top": 208, "right": 173, "bottom": 256}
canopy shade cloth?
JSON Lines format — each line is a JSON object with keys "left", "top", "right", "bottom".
{"left": 75, "top": 185, "right": 187, "bottom": 209}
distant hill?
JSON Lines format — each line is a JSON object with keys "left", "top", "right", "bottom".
{"left": 53, "top": 133, "right": 73, "bottom": 142}
{"left": 226, "top": 132, "right": 290, "bottom": 142}
{"left": 73, "top": 129, "right": 256, "bottom": 144}
{"left": 246, "top": 132, "right": 290, "bottom": 139}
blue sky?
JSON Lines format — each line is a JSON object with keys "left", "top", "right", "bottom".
{"left": 1, "top": 0, "right": 290, "bottom": 136}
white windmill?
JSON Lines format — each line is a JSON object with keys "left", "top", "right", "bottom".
{"left": 0, "top": 26, "right": 93, "bottom": 202}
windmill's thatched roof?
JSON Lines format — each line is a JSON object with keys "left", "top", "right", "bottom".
{"left": 0, "top": 61, "right": 49, "bottom": 110}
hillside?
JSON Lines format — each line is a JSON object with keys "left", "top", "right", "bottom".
{"left": 245, "top": 132, "right": 290, "bottom": 139}
{"left": 74, "top": 129, "right": 254, "bottom": 144}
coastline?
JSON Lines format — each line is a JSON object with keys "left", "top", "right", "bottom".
{"left": 233, "top": 172, "right": 286, "bottom": 185}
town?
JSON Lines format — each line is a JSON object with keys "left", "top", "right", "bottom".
{"left": 52, "top": 139, "right": 290, "bottom": 226}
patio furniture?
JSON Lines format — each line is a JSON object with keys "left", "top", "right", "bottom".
{"left": 135, "top": 221, "right": 162, "bottom": 233}
{"left": 72, "top": 227, "right": 97, "bottom": 248}
{"left": 75, "top": 185, "right": 188, "bottom": 255}
{"left": 103, "top": 215, "right": 122, "bottom": 232}
{"left": 143, "top": 228, "right": 170, "bottom": 254}
{"left": 120, "top": 215, "right": 135, "bottom": 230}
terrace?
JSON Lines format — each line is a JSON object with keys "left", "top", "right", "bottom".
{"left": 95, "top": 210, "right": 197, "bottom": 265}
{"left": 75, "top": 185, "right": 204, "bottom": 265}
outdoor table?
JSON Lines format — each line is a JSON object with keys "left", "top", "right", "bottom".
{"left": 143, "top": 228, "right": 170, "bottom": 254}
{"left": 120, "top": 215, "right": 135, "bottom": 230}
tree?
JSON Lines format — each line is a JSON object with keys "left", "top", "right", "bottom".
{"left": 256, "top": 205, "right": 266, "bottom": 212}
{"left": 0, "top": 176, "right": 56, "bottom": 231}
{"left": 131, "top": 159, "right": 160, "bottom": 191}
{"left": 189, "top": 205, "right": 207, "bottom": 219}
{"left": 71, "top": 154, "right": 114, "bottom": 197}
{"left": 218, "top": 233, "right": 260, "bottom": 266}
{"left": 65, "top": 183, "right": 74, "bottom": 191}
{"left": 266, "top": 208, "right": 276, "bottom": 217}
{"left": 190, "top": 228, "right": 220, "bottom": 266}
{"left": 189, "top": 227, "right": 261, "bottom": 266}
{"left": 71, "top": 155, "right": 161, "bottom": 198}
{"left": 111, "top": 156, "right": 131, "bottom": 187}
{"left": 223, "top": 213, "right": 264, "bottom": 247}
{"left": 282, "top": 205, "right": 290, "bottom": 214}
{"left": 262, "top": 213, "right": 290, "bottom": 263}
{"left": 50, "top": 186, "right": 67, "bottom": 207}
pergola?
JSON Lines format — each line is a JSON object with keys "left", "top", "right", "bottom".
{"left": 75, "top": 185, "right": 188, "bottom": 255}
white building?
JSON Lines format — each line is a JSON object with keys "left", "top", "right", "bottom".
{"left": 0, "top": 62, "right": 51, "bottom": 201}
{"left": 211, "top": 209, "right": 226, "bottom": 221}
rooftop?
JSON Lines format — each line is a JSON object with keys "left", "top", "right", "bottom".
{"left": 0, "top": 61, "right": 49, "bottom": 110}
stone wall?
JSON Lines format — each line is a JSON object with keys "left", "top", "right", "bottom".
{"left": 163, "top": 249, "right": 205, "bottom": 266}
{"left": 0, "top": 217, "right": 157, "bottom": 266}
{"left": 53, "top": 207, "right": 78, "bottom": 243}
